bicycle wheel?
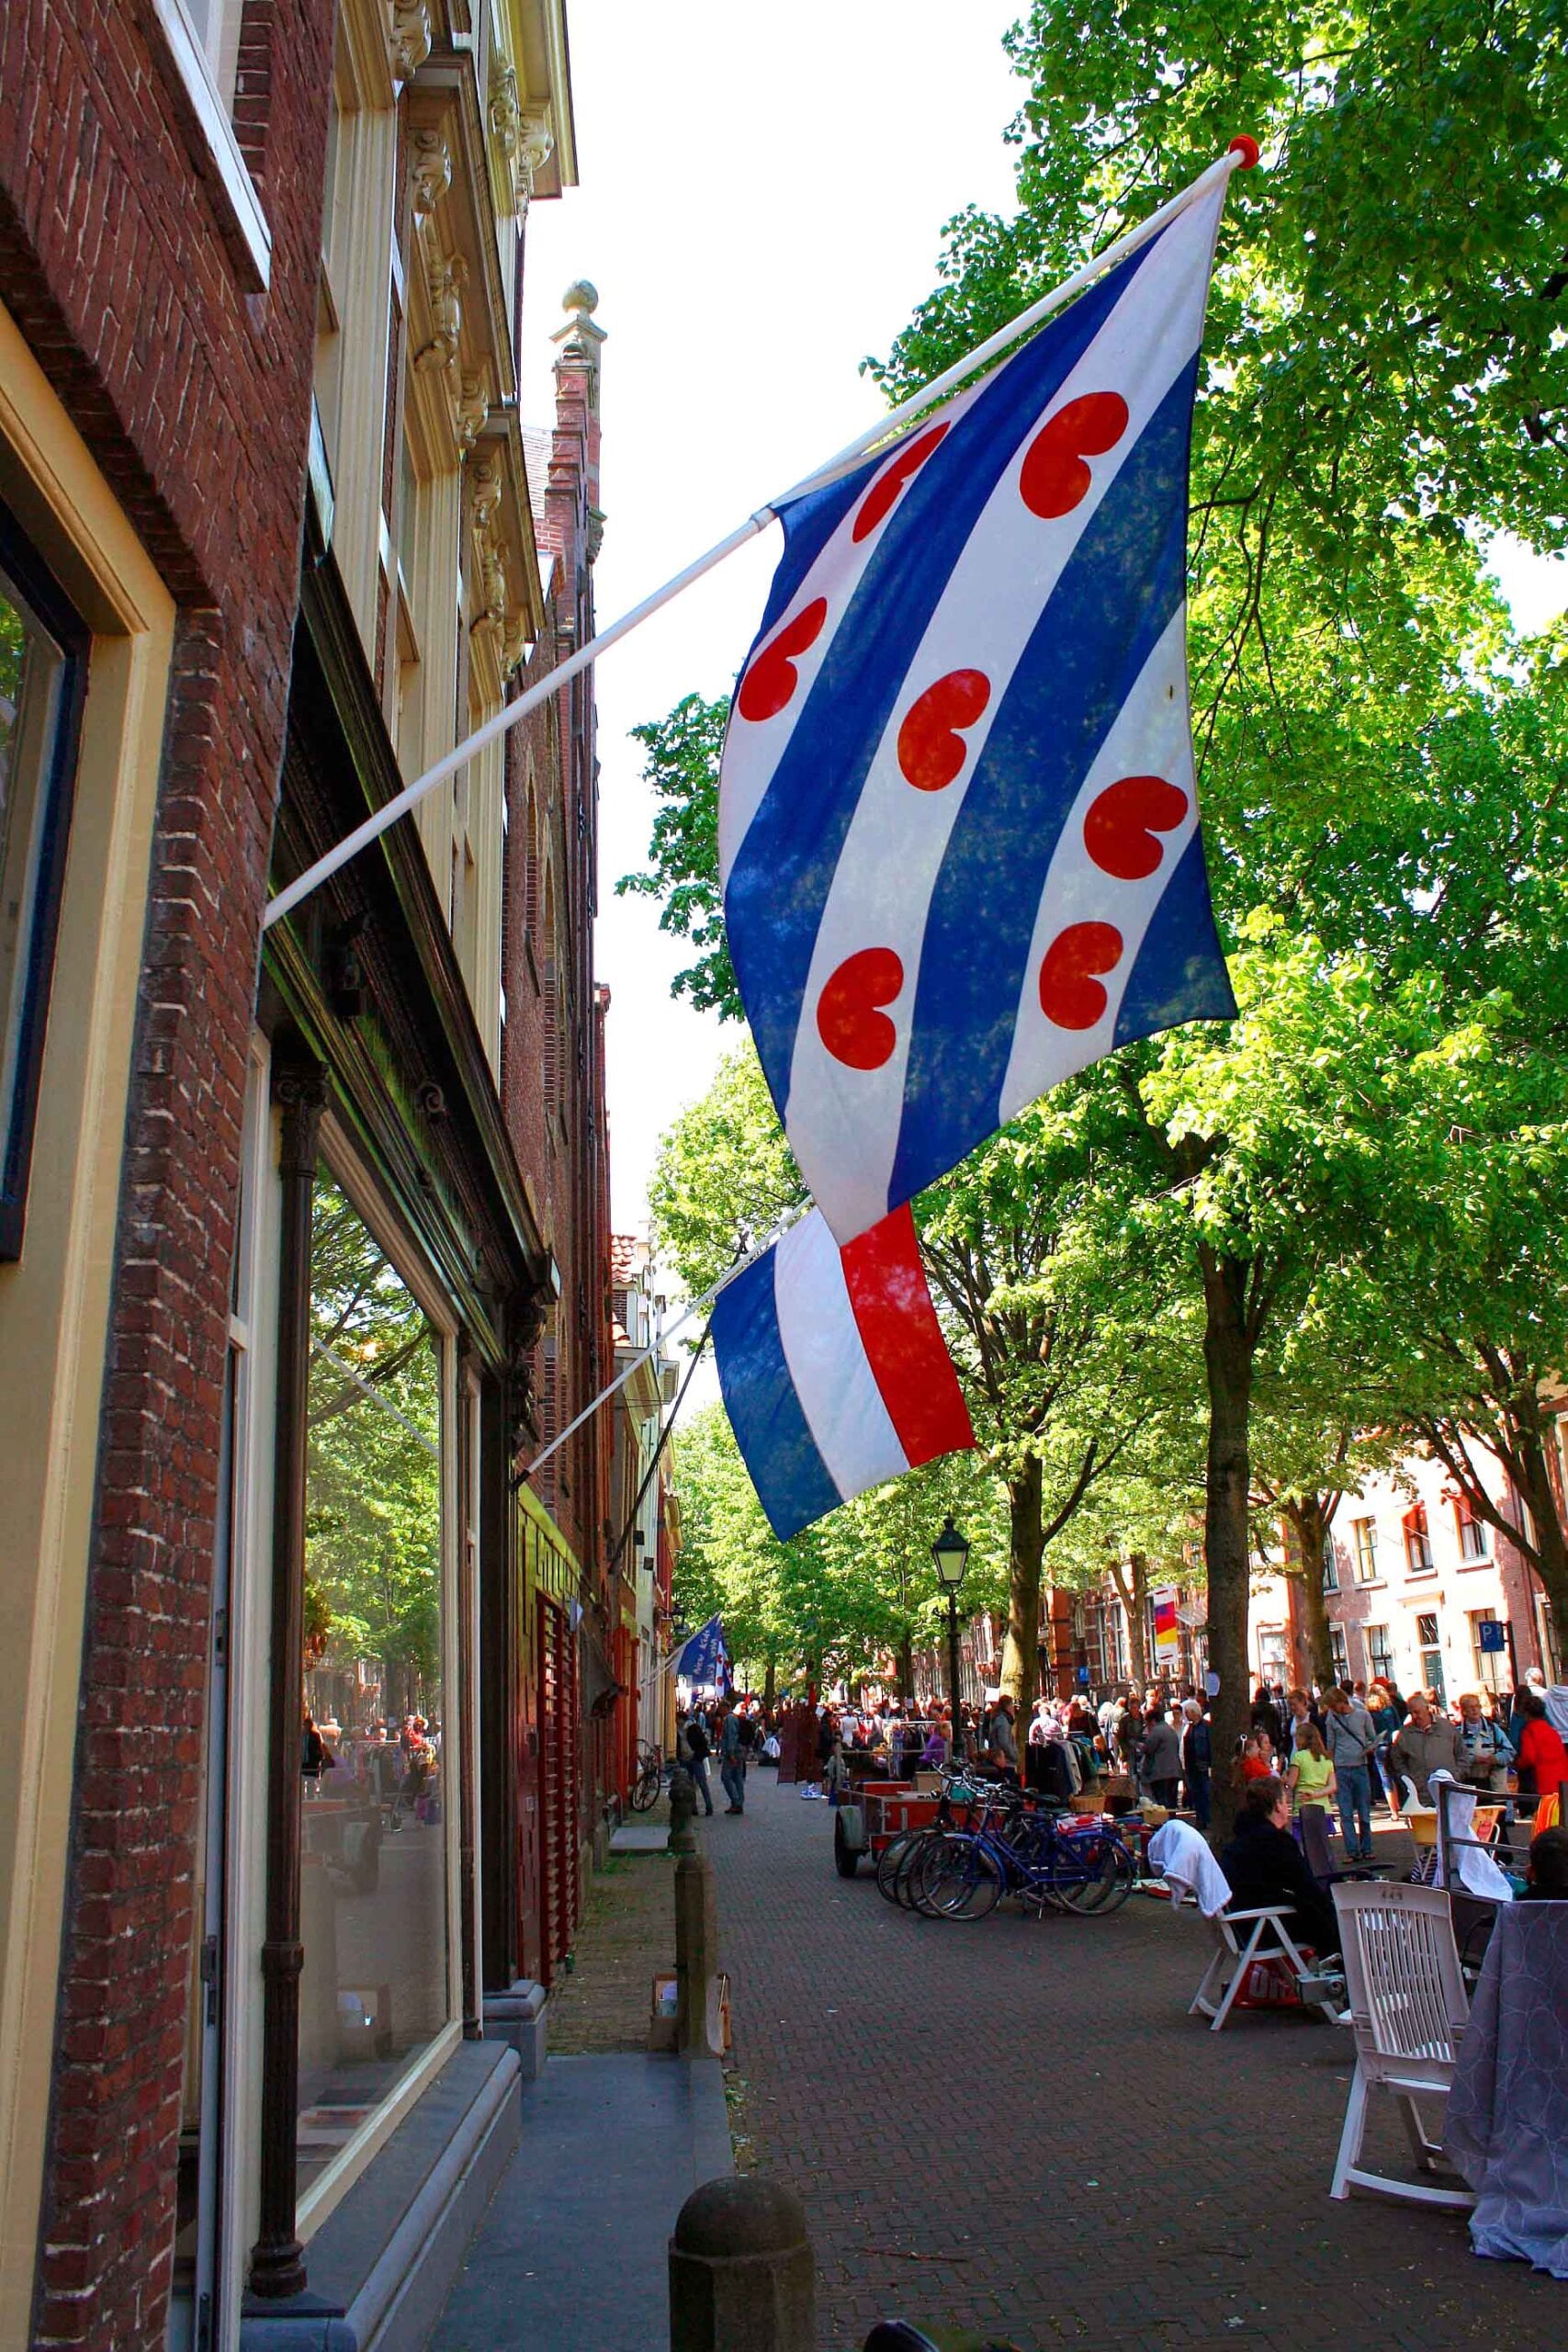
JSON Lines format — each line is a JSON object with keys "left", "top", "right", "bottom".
{"left": 1056, "top": 1835, "right": 1135, "bottom": 1915}
{"left": 913, "top": 1832, "right": 1005, "bottom": 1921}
{"left": 875, "top": 1830, "right": 921, "bottom": 1905}
{"left": 895, "top": 1831, "right": 938, "bottom": 1908}
{"left": 629, "top": 1764, "right": 660, "bottom": 1814}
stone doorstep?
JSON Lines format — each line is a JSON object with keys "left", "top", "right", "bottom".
{"left": 240, "top": 2039, "right": 521, "bottom": 2352}
{"left": 483, "top": 1977, "right": 548, "bottom": 2080}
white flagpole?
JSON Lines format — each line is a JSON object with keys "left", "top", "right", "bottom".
{"left": 512, "top": 1204, "right": 807, "bottom": 1486}
{"left": 263, "top": 145, "right": 1251, "bottom": 933}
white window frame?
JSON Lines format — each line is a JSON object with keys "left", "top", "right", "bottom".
{"left": 150, "top": 0, "right": 273, "bottom": 289}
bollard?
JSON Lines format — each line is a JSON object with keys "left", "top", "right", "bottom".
{"left": 668, "top": 1763, "right": 699, "bottom": 1855}
{"left": 673, "top": 1851, "right": 724, "bottom": 2057}
{"left": 669, "top": 2177, "right": 815, "bottom": 2352}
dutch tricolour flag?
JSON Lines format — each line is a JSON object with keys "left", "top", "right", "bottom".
{"left": 720, "top": 175, "right": 1238, "bottom": 1243}
{"left": 710, "top": 1205, "right": 974, "bottom": 1543}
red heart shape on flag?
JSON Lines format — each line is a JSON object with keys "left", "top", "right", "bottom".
{"left": 1038, "top": 922, "right": 1124, "bottom": 1030}
{"left": 817, "top": 946, "right": 905, "bottom": 1069}
{"left": 1083, "top": 774, "right": 1190, "bottom": 879}
{"left": 737, "top": 597, "right": 829, "bottom": 723}
{"left": 852, "top": 423, "right": 950, "bottom": 544}
{"left": 897, "top": 668, "right": 993, "bottom": 792}
{"left": 1020, "top": 392, "right": 1131, "bottom": 519}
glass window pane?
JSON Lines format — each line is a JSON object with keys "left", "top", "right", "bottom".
{"left": 299, "top": 1171, "right": 448, "bottom": 2198}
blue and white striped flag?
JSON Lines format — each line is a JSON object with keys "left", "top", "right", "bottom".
{"left": 719, "top": 172, "right": 1238, "bottom": 1243}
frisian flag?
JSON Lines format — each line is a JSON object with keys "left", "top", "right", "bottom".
{"left": 719, "top": 172, "right": 1238, "bottom": 1244}
{"left": 711, "top": 1205, "right": 974, "bottom": 1542}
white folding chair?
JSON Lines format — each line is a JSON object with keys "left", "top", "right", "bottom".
{"left": 1154, "top": 1831, "right": 1315, "bottom": 2033}
{"left": 1328, "top": 1880, "right": 1474, "bottom": 2207}
{"left": 1187, "top": 1902, "right": 1318, "bottom": 2031}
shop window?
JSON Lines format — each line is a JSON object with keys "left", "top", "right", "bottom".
{"left": 0, "top": 507, "right": 87, "bottom": 1260}
{"left": 1350, "top": 1517, "right": 1379, "bottom": 1584}
{"left": 299, "top": 1170, "right": 449, "bottom": 2202}
{"left": 1404, "top": 1503, "right": 1434, "bottom": 1574}
{"left": 1329, "top": 1626, "right": 1348, "bottom": 1682}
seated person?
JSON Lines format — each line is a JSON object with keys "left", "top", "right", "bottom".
{"left": 1219, "top": 1775, "right": 1340, "bottom": 1957}
{"left": 1522, "top": 1824, "right": 1568, "bottom": 1900}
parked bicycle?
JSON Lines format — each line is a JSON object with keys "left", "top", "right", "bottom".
{"left": 875, "top": 1772, "right": 1134, "bottom": 1922}
{"left": 629, "top": 1741, "right": 664, "bottom": 1813}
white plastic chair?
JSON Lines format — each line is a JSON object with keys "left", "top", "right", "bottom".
{"left": 1328, "top": 1880, "right": 1475, "bottom": 2207}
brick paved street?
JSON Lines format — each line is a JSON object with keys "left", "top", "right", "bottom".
{"left": 705, "top": 1770, "right": 1558, "bottom": 2352}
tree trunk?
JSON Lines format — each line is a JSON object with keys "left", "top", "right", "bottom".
{"left": 1201, "top": 1248, "right": 1257, "bottom": 1848}
{"left": 898, "top": 1628, "right": 915, "bottom": 1708}
{"left": 999, "top": 1455, "right": 1044, "bottom": 1721}
{"left": 1284, "top": 1498, "right": 1335, "bottom": 1687}
{"left": 1108, "top": 1553, "right": 1150, "bottom": 1687}
{"left": 762, "top": 1656, "right": 777, "bottom": 1714}
{"left": 1513, "top": 1416, "right": 1568, "bottom": 1672}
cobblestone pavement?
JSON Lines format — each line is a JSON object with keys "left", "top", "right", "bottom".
{"left": 705, "top": 1770, "right": 1557, "bottom": 2352}
{"left": 546, "top": 1840, "right": 678, "bottom": 2054}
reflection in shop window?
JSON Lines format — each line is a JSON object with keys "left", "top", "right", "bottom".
{"left": 299, "top": 1170, "right": 448, "bottom": 2198}
{"left": 0, "top": 513, "right": 86, "bottom": 1258}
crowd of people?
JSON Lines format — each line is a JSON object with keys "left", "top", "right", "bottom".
{"left": 674, "top": 1666, "right": 1568, "bottom": 1968}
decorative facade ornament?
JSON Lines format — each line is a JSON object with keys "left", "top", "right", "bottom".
{"left": 468, "top": 457, "right": 502, "bottom": 536}
{"left": 456, "top": 372, "right": 490, "bottom": 458}
{"left": 514, "top": 105, "right": 556, "bottom": 212}
{"left": 489, "top": 61, "right": 521, "bottom": 164}
{"left": 502, "top": 613, "right": 530, "bottom": 678}
{"left": 389, "top": 0, "right": 431, "bottom": 83}
{"left": 475, "top": 537, "right": 508, "bottom": 636}
{"left": 468, "top": 458, "right": 509, "bottom": 639}
{"left": 585, "top": 506, "right": 605, "bottom": 567}
{"left": 414, "top": 254, "right": 465, "bottom": 374}
{"left": 409, "top": 127, "right": 451, "bottom": 221}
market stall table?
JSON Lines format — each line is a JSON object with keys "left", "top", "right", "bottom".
{"left": 1444, "top": 1901, "right": 1568, "bottom": 2278}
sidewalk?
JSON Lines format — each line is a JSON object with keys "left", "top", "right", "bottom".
{"left": 429, "top": 2054, "right": 731, "bottom": 2352}
{"left": 429, "top": 1815, "right": 733, "bottom": 2352}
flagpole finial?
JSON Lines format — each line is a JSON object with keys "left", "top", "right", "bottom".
{"left": 1227, "top": 135, "right": 1260, "bottom": 169}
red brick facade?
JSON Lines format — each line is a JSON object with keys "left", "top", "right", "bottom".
{"left": 502, "top": 296, "right": 612, "bottom": 1579}
{"left": 500, "top": 294, "right": 621, "bottom": 1967}
{"left": 0, "top": 6, "right": 330, "bottom": 2343}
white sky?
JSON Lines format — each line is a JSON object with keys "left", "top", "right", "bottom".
{"left": 521, "top": 0, "right": 1023, "bottom": 1240}
{"left": 521, "top": 0, "right": 1568, "bottom": 1265}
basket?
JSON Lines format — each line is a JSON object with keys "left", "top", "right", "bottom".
{"left": 1068, "top": 1794, "right": 1105, "bottom": 1816}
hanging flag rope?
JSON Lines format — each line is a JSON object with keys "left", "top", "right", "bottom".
{"left": 261, "top": 145, "right": 1256, "bottom": 932}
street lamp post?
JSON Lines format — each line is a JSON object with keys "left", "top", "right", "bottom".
{"left": 931, "top": 1515, "right": 971, "bottom": 1764}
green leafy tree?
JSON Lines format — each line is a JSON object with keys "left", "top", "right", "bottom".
{"left": 617, "top": 694, "right": 737, "bottom": 1016}
{"left": 671, "top": 1402, "right": 1004, "bottom": 1703}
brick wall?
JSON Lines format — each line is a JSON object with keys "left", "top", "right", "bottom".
{"left": 0, "top": 5, "right": 331, "bottom": 2343}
